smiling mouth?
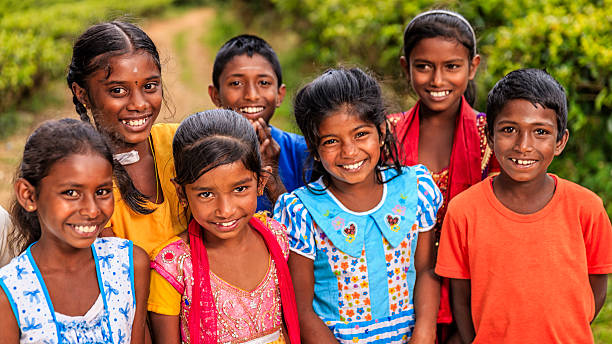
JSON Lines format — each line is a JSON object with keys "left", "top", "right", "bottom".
{"left": 510, "top": 158, "right": 537, "bottom": 166}
{"left": 239, "top": 106, "right": 264, "bottom": 115}
{"left": 341, "top": 160, "right": 365, "bottom": 171}
{"left": 70, "top": 224, "right": 98, "bottom": 234}
{"left": 120, "top": 115, "right": 151, "bottom": 127}
{"left": 428, "top": 90, "right": 451, "bottom": 97}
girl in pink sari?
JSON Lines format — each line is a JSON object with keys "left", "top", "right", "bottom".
{"left": 148, "top": 109, "right": 300, "bottom": 344}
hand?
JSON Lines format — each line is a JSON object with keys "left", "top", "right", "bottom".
{"left": 252, "top": 118, "right": 280, "bottom": 172}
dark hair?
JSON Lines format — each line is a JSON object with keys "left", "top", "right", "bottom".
{"left": 67, "top": 21, "right": 162, "bottom": 123}
{"left": 66, "top": 21, "right": 160, "bottom": 215}
{"left": 486, "top": 68, "right": 568, "bottom": 141}
{"left": 403, "top": 10, "right": 478, "bottom": 106}
{"left": 293, "top": 67, "right": 402, "bottom": 190}
{"left": 212, "top": 34, "right": 282, "bottom": 90}
{"left": 173, "top": 109, "right": 262, "bottom": 187}
{"left": 10, "top": 119, "right": 114, "bottom": 252}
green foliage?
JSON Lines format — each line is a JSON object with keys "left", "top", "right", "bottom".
{"left": 0, "top": 0, "right": 173, "bottom": 136}
{"left": 223, "top": 0, "right": 612, "bottom": 214}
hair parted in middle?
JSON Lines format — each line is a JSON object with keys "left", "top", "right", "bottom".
{"left": 293, "top": 67, "right": 402, "bottom": 189}
{"left": 172, "top": 109, "right": 263, "bottom": 187}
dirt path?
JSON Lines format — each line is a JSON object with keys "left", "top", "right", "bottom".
{"left": 0, "top": 7, "right": 216, "bottom": 208}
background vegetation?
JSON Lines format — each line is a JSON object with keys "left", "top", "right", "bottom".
{"left": 0, "top": 0, "right": 610, "bottom": 341}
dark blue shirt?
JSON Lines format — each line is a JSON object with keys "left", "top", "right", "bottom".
{"left": 257, "top": 126, "right": 312, "bottom": 212}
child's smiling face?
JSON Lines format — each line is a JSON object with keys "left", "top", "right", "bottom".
{"left": 31, "top": 153, "right": 114, "bottom": 249}
{"left": 316, "top": 106, "right": 384, "bottom": 189}
{"left": 76, "top": 52, "right": 162, "bottom": 147}
{"left": 491, "top": 99, "right": 569, "bottom": 184}
{"left": 404, "top": 36, "right": 479, "bottom": 114}
{"left": 209, "top": 53, "right": 286, "bottom": 124}
{"left": 181, "top": 161, "right": 263, "bottom": 242}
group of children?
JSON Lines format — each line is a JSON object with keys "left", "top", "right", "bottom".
{"left": 0, "top": 8, "right": 609, "bottom": 344}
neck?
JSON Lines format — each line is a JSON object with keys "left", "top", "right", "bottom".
{"left": 492, "top": 172, "right": 556, "bottom": 214}
{"left": 327, "top": 169, "right": 384, "bottom": 212}
{"left": 30, "top": 236, "right": 93, "bottom": 270}
{"left": 419, "top": 98, "right": 462, "bottom": 125}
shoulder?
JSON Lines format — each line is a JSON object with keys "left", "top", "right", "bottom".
{"left": 151, "top": 122, "right": 179, "bottom": 138}
{"left": 132, "top": 244, "right": 150, "bottom": 273}
{"left": 150, "top": 236, "right": 188, "bottom": 262}
{"left": 254, "top": 212, "right": 290, "bottom": 259}
{"left": 557, "top": 176, "right": 605, "bottom": 208}
{"left": 270, "top": 126, "right": 307, "bottom": 150}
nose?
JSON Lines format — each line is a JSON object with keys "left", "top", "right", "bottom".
{"left": 79, "top": 194, "right": 101, "bottom": 219}
{"left": 215, "top": 194, "right": 235, "bottom": 219}
{"left": 431, "top": 67, "right": 443, "bottom": 87}
{"left": 127, "top": 89, "right": 149, "bottom": 112}
{"left": 515, "top": 130, "right": 534, "bottom": 153}
{"left": 341, "top": 140, "right": 358, "bottom": 158}
{"left": 244, "top": 82, "right": 260, "bottom": 101}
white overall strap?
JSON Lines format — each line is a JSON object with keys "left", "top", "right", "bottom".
{"left": 0, "top": 246, "right": 60, "bottom": 343}
{"left": 93, "top": 237, "right": 135, "bottom": 344}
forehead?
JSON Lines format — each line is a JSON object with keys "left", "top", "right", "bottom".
{"left": 410, "top": 36, "right": 470, "bottom": 60}
{"left": 190, "top": 161, "right": 256, "bottom": 187}
{"left": 319, "top": 107, "right": 375, "bottom": 133}
{"left": 90, "top": 51, "right": 160, "bottom": 80}
{"left": 220, "top": 53, "right": 277, "bottom": 79}
{"left": 495, "top": 99, "right": 558, "bottom": 126}
{"left": 44, "top": 153, "right": 112, "bottom": 184}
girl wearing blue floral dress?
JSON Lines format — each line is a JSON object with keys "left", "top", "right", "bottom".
{"left": 0, "top": 119, "right": 149, "bottom": 343}
{"left": 274, "top": 68, "right": 442, "bottom": 343}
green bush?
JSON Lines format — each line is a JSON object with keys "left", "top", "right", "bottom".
{"left": 0, "top": 0, "right": 173, "bottom": 136}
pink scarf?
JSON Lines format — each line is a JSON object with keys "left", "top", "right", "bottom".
{"left": 188, "top": 217, "right": 301, "bottom": 344}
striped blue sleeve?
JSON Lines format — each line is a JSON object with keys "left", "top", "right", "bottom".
{"left": 414, "top": 164, "right": 443, "bottom": 232}
{"left": 273, "top": 192, "right": 317, "bottom": 260}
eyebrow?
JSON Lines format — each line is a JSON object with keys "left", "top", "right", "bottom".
{"left": 57, "top": 181, "right": 113, "bottom": 188}
{"left": 496, "top": 119, "right": 555, "bottom": 126}
{"left": 226, "top": 73, "right": 275, "bottom": 79}
{"left": 190, "top": 177, "right": 254, "bottom": 191}
{"left": 100, "top": 75, "right": 161, "bottom": 85}
{"left": 412, "top": 58, "right": 465, "bottom": 64}
{"left": 319, "top": 124, "right": 376, "bottom": 139}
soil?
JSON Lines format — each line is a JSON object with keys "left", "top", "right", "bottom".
{"left": 0, "top": 7, "right": 216, "bottom": 208}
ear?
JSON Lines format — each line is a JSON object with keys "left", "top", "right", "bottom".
{"left": 275, "top": 84, "right": 287, "bottom": 108}
{"left": 14, "top": 178, "right": 37, "bottom": 213}
{"left": 399, "top": 56, "right": 410, "bottom": 79}
{"left": 468, "top": 54, "right": 481, "bottom": 81}
{"left": 208, "top": 85, "right": 222, "bottom": 107}
{"left": 379, "top": 120, "right": 387, "bottom": 146}
{"left": 258, "top": 166, "right": 273, "bottom": 196}
{"left": 554, "top": 129, "right": 570, "bottom": 156}
{"left": 71, "top": 82, "right": 89, "bottom": 107}
{"left": 171, "top": 178, "right": 188, "bottom": 206}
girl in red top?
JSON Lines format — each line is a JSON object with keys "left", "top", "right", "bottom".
{"left": 388, "top": 10, "right": 498, "bottom": 343}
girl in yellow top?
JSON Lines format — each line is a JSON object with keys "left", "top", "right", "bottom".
{"left": 67, "top": 21, "right": 187, "bottom": 254}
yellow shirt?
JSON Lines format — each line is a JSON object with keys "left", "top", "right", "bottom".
{"left": 108, "top": 123, "right": 187, "bottom": 254}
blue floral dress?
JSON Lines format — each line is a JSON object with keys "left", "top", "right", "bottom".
{"left": 274, "top": 165, "right": 442, "bottom": 343}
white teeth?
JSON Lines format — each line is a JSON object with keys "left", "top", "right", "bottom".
{"left": 239, "top": 107, "right": 264, "bottom": 114}
{"left": 217, "top": 220, "right": 237, "bottom": 227}
{"left": 74, "top": 225, "right": 97, "bottom": 233}
{"left": 429, "top": 90, "right": 451, "bottom": 97}
{"left": 342, "top": 160, "right": 365, "bottom": 170}
{"left": 121, "top": 117, "right": 148, "bottom": 126}
{"left": 511, "top": 158, "right": 536, "bottom": 165}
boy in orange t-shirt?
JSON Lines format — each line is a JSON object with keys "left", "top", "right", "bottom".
{"left": 435, "top": 68, "right": 612, "bottom": 343}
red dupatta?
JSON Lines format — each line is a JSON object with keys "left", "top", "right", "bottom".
{"left": 188, "top": 216, "right": 301, "bottom": 344}
{"left": 393, "top": 96, "right": 482, "bottom": 200}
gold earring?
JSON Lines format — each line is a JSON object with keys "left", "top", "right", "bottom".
{"left": 313, "top": 156, "right": 320, "bottom": 161}
{"left": 27, "top": 205, "right": 34, "bottom": 211}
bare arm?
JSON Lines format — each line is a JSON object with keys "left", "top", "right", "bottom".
{"left": 288, "top": 252, "right": 338, "bottom": 344}
{"left": 0, "top": 287, "right": 19, "bottom": 344}
{"left": 589, "top": 274, "right": 608, "bottom": 323}
{"left": 450, "top": 278, "right": 475, "bottom": 343}
{"left": 409, "top": 230, "right": 439, "bottom": 343}
{"left": 149, "top": 312, "right": 180, "bottom": 344}
{"left": 131, "top": 245, "right": 151, "bottom": 344}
